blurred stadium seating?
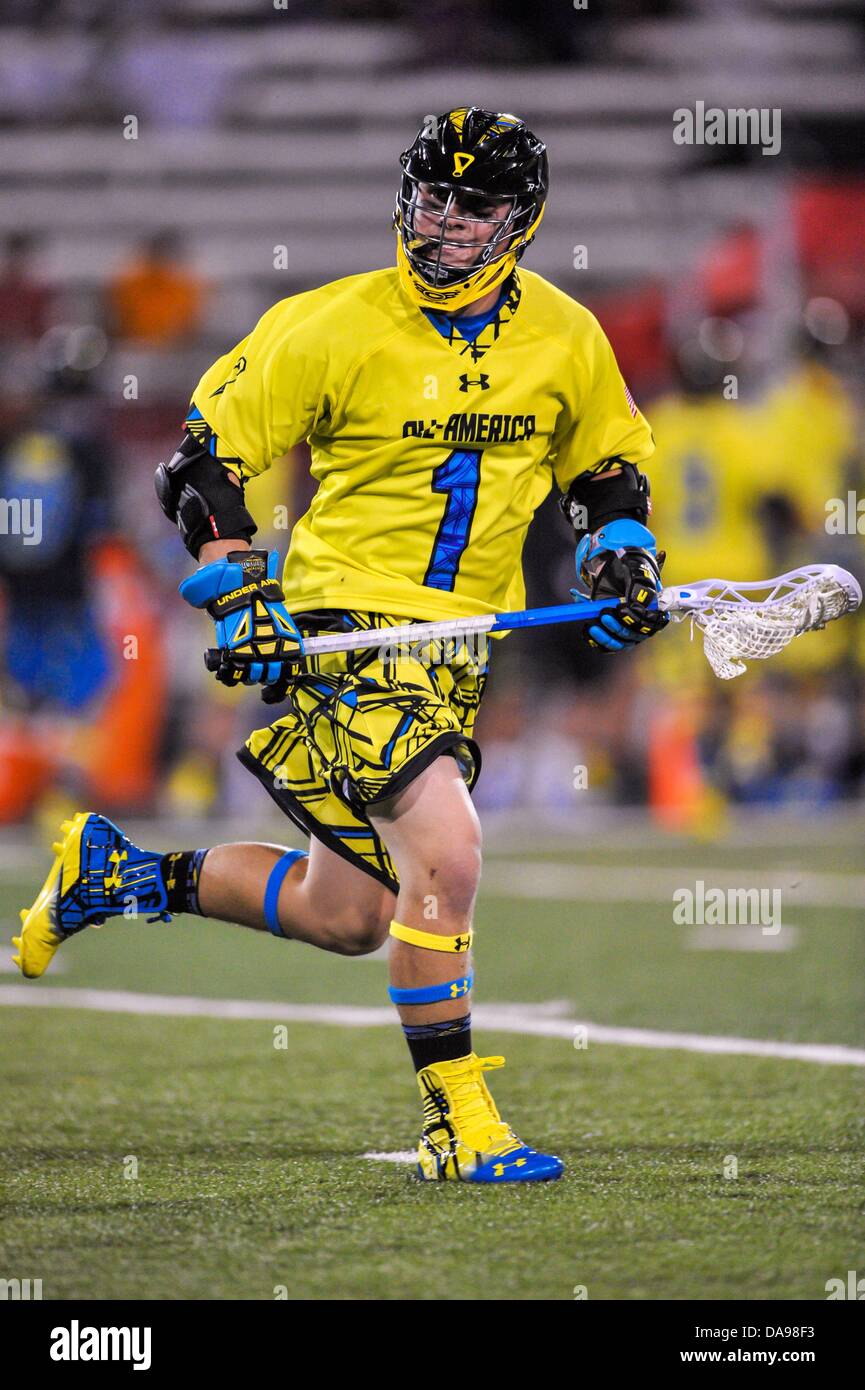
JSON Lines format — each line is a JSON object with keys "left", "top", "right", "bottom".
{"left": 1, "top": 0, "right": 863, "bottom": 825}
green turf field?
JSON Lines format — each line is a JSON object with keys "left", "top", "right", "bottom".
{"left": 1, "top": 819, "right": 863, "bottom": 1300}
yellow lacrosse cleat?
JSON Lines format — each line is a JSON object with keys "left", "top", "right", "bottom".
{"left": 13, "top": 812, "right": 97, "bottom": 978}
{"left": 12, "top": 811, "right": 172, "bottom": 979}
{"left": 416, "top": 1051, "right": 564, "bottom": 1183}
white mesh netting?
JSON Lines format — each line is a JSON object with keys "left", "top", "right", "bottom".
{"left": 664, "top": 567, "right": 862, "bottom": 680}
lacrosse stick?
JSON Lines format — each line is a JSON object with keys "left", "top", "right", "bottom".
{"left": 296, "top": 564, "right": 862, "bottom": 680}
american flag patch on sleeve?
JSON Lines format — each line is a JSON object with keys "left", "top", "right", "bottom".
{"left": 624, "top": 383, "right": 638, "bottom": 418}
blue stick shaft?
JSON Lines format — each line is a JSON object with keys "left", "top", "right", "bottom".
{"left": 491, "top": 596, "right": 659, "bottom": 631}
{"left": 495, "top": 597, "right": 609, "bottom": 631}
{"left": 299, "top": 594, "right": 662, "bottom": 656}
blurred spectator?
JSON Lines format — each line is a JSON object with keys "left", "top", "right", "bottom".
{"left": 698, "top": 222, "right": 762, "bottom": 320}
{"left": 0, "top": 381, "right": 166, "bottom": 819}
{"left": 793, "top": 182, "right": 865, "bottom": 320}
{"left": 108, "top": 230, "right": 205, "bottom": 345}
{"left": 587, "top": 281, "right": 671, "bottom": 402}
{"left": 0, "top": 232, "right": 54, "bottom": 343}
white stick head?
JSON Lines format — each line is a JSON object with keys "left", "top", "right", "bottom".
{"left": 662, "top": 564, "right": 862, "bottom": 678}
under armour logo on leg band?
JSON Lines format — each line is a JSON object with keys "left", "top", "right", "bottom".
{"left": 388, "top": 972, "right": 474, "bottom": 1005}
{"left": 388, "top": 920, "right": 473, "bottom": 953}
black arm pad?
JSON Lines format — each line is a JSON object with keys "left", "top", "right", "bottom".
{"left": 155, "top": 433, "right": 257, "bottom": 558}
{"left": 559, "top": 458, "right": 651, "bottom": 537}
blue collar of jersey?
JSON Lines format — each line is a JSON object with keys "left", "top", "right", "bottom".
{"left": 422, "top": 283, "right": 510, "bottom": 344}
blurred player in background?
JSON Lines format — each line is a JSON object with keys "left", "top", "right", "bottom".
{"left": 15, "top": 109, "right": 669, "bottom": 1184}
{"left": 647, "top": 321, "right": 770, "bottom": 589}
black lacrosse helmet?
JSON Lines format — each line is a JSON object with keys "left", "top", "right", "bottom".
{"left": 394, "top": 107, "right": 549, "bottom": 309}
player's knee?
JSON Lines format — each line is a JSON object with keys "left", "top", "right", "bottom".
{"left": 331, "top": 900, "right": 391, "bottom": 956}
{"left": 441, "top": 848, "right": 483, "bottom": 916}
{"left": 415, "top": 831, "right": 482, "bottom": 919}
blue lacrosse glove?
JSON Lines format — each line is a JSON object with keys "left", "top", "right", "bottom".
{"left": 571, "top": 519, "right": 669, "bottom": 652}
{"left": 179, "top": 548, "right": 305, "bottom": 688}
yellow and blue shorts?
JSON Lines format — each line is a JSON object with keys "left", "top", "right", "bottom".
{"left": 237, "top": 609, "right": 489, "bottom": 892}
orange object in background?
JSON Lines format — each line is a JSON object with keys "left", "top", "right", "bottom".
{"left": 109, "top": 230, "right": 205, "bottom": 345}
{"left": 0, "top": 540, "right": 165, "bottom": 822}
{"left": 0, "top": 721, "right": 55, "bottom": 822}
{"left": 78, "top": 540, "right": 165, "bottom": 810}
{"left": 648, "top": 696, "right": 726, "bottom": 837}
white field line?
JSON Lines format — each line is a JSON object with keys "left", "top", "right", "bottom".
{"left": 481, "top": 862, "right": 865, "bottom": 910}
{"left": 362, "top": 1151, "right": 416, "bottom": 1165}
{"left": 1, "top": 986, "right": 863, "bottom": 1068}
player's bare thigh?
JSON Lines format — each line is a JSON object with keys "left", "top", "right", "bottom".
{"left": 292, "top": 757, "right": 480, "bottom": 952}
{"left": 369, "top": 755, "right": 483, "bottom": 923}
{"left": 296, "top": 834, "right": 395, "bottom": 952}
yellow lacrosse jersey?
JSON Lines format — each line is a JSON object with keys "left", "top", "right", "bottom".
{"left": 750, "top": 362, "right": 858, "bottom": 531}
{"left": 189, "top": 267, "right": 654, "bottom": 622}
{"left": 645, "top": 393, "right": 769, "bottom": 586}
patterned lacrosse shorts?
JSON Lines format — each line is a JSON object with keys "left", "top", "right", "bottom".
{"left": 237, "top": 609, "right": 490, "bottom": 893}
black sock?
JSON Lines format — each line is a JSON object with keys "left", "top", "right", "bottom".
{"left": 160, "top": 850, "right": 209, "bottom": 915}
{"left": 403, "top": 1015, "right": 472, "bottom": 1072}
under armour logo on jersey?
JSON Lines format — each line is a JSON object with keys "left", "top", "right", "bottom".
{"left": 458, "top": 373, "right": 490, "bottom": 392}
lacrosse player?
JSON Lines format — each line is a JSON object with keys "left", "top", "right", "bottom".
{"left": 15, "top": 109, "right": 668, "bottom": 1183}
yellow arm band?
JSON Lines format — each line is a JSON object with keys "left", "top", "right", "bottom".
{"left": 389, "top": 920, "right": 473, "bottom": 954}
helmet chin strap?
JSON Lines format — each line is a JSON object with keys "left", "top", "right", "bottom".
{"left": 395, "top": 235, "right": 517, "bottom": 312}
{"left": 394, "top": 197, "right": 545, "bottom": 311}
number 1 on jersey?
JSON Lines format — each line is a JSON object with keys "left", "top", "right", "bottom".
{"left": 424, "top": 449, "right": 482, "bottom": 591}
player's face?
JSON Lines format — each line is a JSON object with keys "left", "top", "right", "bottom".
{"left": 413, "top": 182, "right": 513, "bottom": 269}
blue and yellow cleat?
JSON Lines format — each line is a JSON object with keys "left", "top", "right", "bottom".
{"left": 12, "top": 812, "right": 171, "bottom": 979}
{"left": 416, "top": 1052, "right": 564, "bottom": 1184}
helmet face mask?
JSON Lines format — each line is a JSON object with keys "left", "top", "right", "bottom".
{"left": 394, "top": 108, "right": 549, "bottom": 311}
{"left": 399, "top": 179, "right": 529, "bottom": 291}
